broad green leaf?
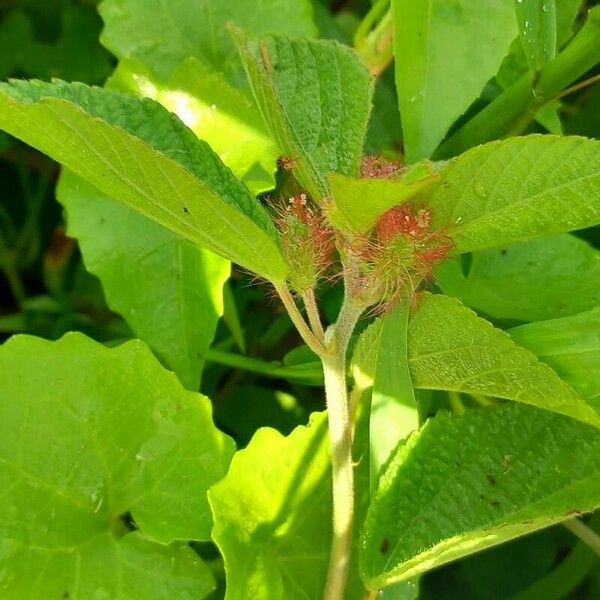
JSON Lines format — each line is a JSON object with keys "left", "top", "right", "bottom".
{"left": 233, "top": 31, "right": 373, "bottom": 201}
{"left": 326, "top": 161, "right": 438, "bottom": 233}
{"left": 360, "top": 403, "right": 600, "bottom": 589}
{"left": 509, "top": 308, "right": 600, "bottom": 400}
{"left": 99, "top": 0, "right": 317, "bottom": 82}
{"left": 58, "top": 172, "right": 229, "bottom": 390}
{"left": 393, "top": 0, "right": 517, "bottom": 162}
{"left": 0, "top": 333, "right": 236, "bottom": 597}
{"left": 108, "top": 57, "right": 278, "bottom": 194}
{"left": 209, "top": 411, "right": 370, "bottom": 599}
{"left": 408, "top": 293, "right": 600, "bottom": 427}
{"left": 2, "top": 531, "right": 214, "bottom": 600}
{"left": 436, "top": 234, "right": 600, "bottom": 321}
{"left": 429, "top": 135, "right": 600, "bottom": 253}
{"left": 514, "top": 0, "right": 557, "bottom": 71}
{"left": 0, "top": 80, "right": 287, "bottom": 281}
{"left": 437, "top": 7, "right": 600, "bottom": 157}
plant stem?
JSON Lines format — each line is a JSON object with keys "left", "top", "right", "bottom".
{"left": 302, "top": 288, "right": 325, "bottom": 341}
{"left": 563, "top": 518, "right": 600, "bottom": 556}
{"left": 274, "top": 282, "right": 327, "bottom": 355}
{"left": 322, "top": 295, "right": 366, "bottom": 600}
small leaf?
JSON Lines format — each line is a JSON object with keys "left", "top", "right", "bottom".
{"left": 514, "top": 0, "right": 557, "bottom": 71}
{"left": 429, "top": 135, "right": 600, "bottom": 253}
{"left": 408, "top": 293, "right": 600, "bottom": 427}
{"left": 393, "top": 0, "right": 517, "bottom": 162}
{"left": 99, "top": 0, "right": 317, "bottom": 82}
{"left": 326, "top": 162, "right": 438, "bottom": 233}
{"left": 233, "top": 30, "right": 373, "bottom": 201}
{"left": 58, "top": 171, "right": 230, "bottom": 390}
{"left": 509, "top": 308, "right": 600, "bottom": 400}
{"left": 0, "top": 333, "right": 236, "bottom": 596}
{"left": 436, "top": 234, "right": 600, "bottom": 321}
{"left": 361, "top": 402, "right": 600, "bottom": 589}
{"left": 0, "top": 80, "right": 287, "bottom": 281}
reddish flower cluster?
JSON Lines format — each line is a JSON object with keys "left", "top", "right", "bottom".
{"left": 274, "top": 194, "right": 334, "bottom": 293}
{"left": 361, "top": 155, "right": 401, "bottom": 178}
{"left": 351, "top": 204, "right": 453, "bottom": 311}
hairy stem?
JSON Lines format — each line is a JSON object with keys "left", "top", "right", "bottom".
{"left": 322, "top": 295, "right": 366, "bottom": 600}
{"left": 274, "top": 282, "right": 327, "bottom": 355}
{"left": 302, "top": 288, "right": 325, "bottom": 341}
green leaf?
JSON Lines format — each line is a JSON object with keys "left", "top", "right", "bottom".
{"left": 99, "top": 0, "right": 317, "bottom": 82}
{"left": 437, "top": 7, "right": 600, "bottom": 157}
{"left": 509, "top": 308, "right": 600, "bottom": 400}
{"left": 360, "top": 402, "right": 600, "bottom": 589}
{"left": 0, "top": 11, "right": 32, "bottom": 79}
{"left": 0, "top": 80, "right": 287, "bottom": 281}
{"left": 392, "top": 0, "right": 517, "bottom": 162}
{"left": 514, "top": 0, "right": 557, "bottom": 71}
{"left": 326, "top": 161, "right": 438, "bottom": 233}
{"left": 2, "top": 531, "right": 214, "bottom": 600}
{"left": 57, "top": 171, "right": 230, "bottom": 390}
{"left": 436, "top": 234, "right": 600, "bottom": 321}
{"left": 351, "top": 303, "right": 419, "bottom": 487}
{"left": 233, "top": 30, "right": 374, "bottom": 201}
{"left": 209, "top": 411, "right": 369, "bottom": 599}
{"left": 408, "top": 293, "right": 600, "bottom": 427}
{"left": 429, "top": 135, "right": 600, "bottom": 253}
{"left": 108, "top": 57, "right": 279, "bottom": 194}
{"left": 0, "top": 333, "right": 236, "bottom": 597}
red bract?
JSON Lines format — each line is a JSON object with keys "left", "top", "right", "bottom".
{"left": 360, "top": 155, "right": 401, "bottom": 178}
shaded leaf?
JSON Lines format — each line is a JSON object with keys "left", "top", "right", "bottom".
{"left": 509, "top": 308, "right": 600, "bottom": 400}
{"left": 0, "top": 80, "right": 287, "bottom": 280}
{"left": 514, "top": 0, "right": 557, "bottom": 71}
{"left": 393, "top": 0, "right": 517, "bottom": 162}
{"left": 234, "top": 30, "right": 373, "bottom": 200}
{"left": 58, "top": 172, "right": 229, "bottom": 390}
{"left": 361, "top": 403, "right": 600, "bottom": 589}
{"left": 99, "top": 0, "right": 317, "bottom": 82}
{"left": 436, "top": 234, "right": 600, "bottom": 321}
{"left": 408, "top": 293, "right": 600, "bottom": 427}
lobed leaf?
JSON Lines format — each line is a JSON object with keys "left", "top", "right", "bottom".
{"left": 0, "top": 333, "right": 236, "bottom": 597}
{"left": 0, "top": 80, "right": 287, "bottom": 280}
{"left": 393, "top": 0, "right": 517, "bottom": 162}
{"left": 361, "top": 403, "right": 600, "bottom": 588}
{"left": 429, "top": 135, "right": 600, "bottom": 253}
{"left": 408, "top": 293, "right": 600, "bottom": 427}
{"left": 233, "top": 30, "right": 373, "bottom": 201}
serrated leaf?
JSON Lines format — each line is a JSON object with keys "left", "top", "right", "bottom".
{"left": 209, "top": 411, "right": 370, "bottom": 600}
{"left": 393, "top": 0, "right": 517, "bottom": 162}
{"left": 436, "top": 234, "right": 600, "bottom": 321}
{"left": 100, "top": 0, "right": 317, "bottom": 83}
{"left": 233, "top": 31, "right": 373, "bottom": 201}
{"left": 408, "top": 293, "right": 600, "bottom": 427}
{"left": 509, "top": 308, "right": 600, "bottom": 400}
{"left": 429, "top": 135, "right": 600, "bottom": 253}
{"left": 326, "top": 162, "right": 438, "bottom": 233}
{"left": 361, "top": 403, "right": 600, "bottom": 589}
{"left": 108, "top": 57, "right": 279, "bottom": 194}
{"left": 57, "top": 171, "right": 229, "bottom": 390}
{"left": 0, "top": 80, "right": 287, "bottom": 281}
{"left": 0, "top": 333, "right": 236, "bottom": 597}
